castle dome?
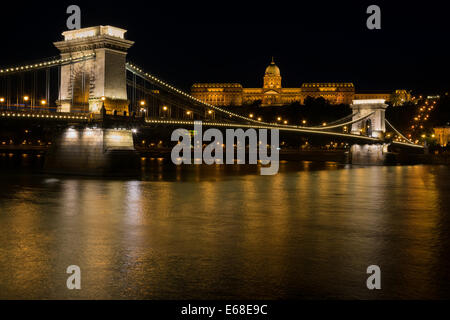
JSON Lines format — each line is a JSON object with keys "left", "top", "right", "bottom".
{"left": 265, "top": 57, "right": 280, "bottom": 76}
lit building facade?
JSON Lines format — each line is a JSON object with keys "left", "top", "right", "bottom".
{"left": 191, "top": 59, "right": 407, "bottom": 107}
{"left": 434, "top": 126, "right": 450, "bottom": 146}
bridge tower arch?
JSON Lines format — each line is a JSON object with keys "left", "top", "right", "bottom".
{"left": 350, "top": 99, "right": 388, "bottom": 139}
{"left": 54, "top": 26, "right": 134, "bottom": 114}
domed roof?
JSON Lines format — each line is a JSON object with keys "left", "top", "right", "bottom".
{"left": 265, "top": 57, "right": 280, "bottom": 76}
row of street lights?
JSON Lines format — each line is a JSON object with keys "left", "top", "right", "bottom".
{"left": 137, "top": 100, "right": 213, "bottom": 118}
{"left": 249, "top": 113, "right": 314, "bottom": 126}
{"left": 0, "top": 95, "right": 47, "bottom": 108}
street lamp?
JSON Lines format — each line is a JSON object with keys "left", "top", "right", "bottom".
{"left": 23, "top": 96, "right": 30, "bottom": 110}
{"left": 140, "top": 100, "right": 146, "bottom": 106}
{"left": 162, "top": 106, "right": 168, "bottom": 111}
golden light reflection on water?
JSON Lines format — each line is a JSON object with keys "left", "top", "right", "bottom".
{"left": 0, "top": 163, "right": 450, "bottom": 299}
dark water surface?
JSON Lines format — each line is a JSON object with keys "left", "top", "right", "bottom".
{"left": 1, "top": 158, "right": 450, "bottom": 299}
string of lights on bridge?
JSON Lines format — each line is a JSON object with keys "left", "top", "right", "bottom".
{"left": 144, "top": 119, "right": 382, "bottom": 141}
{"left": 0, "top": 111, "right": 88, "bottom": 120}
{"left": 0, "top": 53, "right": 95, "bottom": 74}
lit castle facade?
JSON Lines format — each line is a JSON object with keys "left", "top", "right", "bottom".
{"left": 191, "top": 58, "right": 409, "bottom": 107}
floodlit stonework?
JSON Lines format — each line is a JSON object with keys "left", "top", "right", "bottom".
{"left": 351, "top": 99, "right": 388, "bottom": 139}
{"left": 54, "top": 26, "right": 134, "bottom": 114}
{"left": 434, "top": 126, "right": 450, "bottom": 146}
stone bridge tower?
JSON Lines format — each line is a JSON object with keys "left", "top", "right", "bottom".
{"left": 54, "top": 26, "right": 134, "bottom": 114}
{"left": 350, "top": 99, "right": 389, "bottom": 165}
{"left": 350, "top": 99, "right": 388, "bottom": 139}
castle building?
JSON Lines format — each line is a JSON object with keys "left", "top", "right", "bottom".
{"left": 191, "top": 58, "right": 406, "bottom": 107}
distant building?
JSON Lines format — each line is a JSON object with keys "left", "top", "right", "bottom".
{"left": 191, "top": 58, "right": 408, "bottom": 107}
{"left": 191, "top": 58, "right": 302, "bottom": 107}
{"left": 302, "top": 83, "right": 355, "bottom": 105}
{"left": 434, "top": 126, "right": 450, "bottom": 146}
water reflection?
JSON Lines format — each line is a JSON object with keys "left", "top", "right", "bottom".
{"left": 0, "top": 162, "right": 450, "bottom": 299}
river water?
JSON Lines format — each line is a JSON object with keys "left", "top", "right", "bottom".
{"left": 0, "top": 158, "right": 450, "bottom": 299}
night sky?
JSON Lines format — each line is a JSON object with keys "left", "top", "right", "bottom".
{"left": 1, "top": 1, "right": 449, "bottom": 93}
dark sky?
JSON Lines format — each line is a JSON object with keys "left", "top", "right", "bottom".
{"left": 1, "top": 1, "right": 449, "bottom": 93}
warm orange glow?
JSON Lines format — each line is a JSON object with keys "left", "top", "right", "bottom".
{"left": 40, "top": 100, "right": 47, "bottom": 105}
{"left": 163, "top": 106, "right": 168, "bottom": 111}
{"left": 0, "top": 97, "right": 4, "bottom": 103}
{"left": 101, "top": 96, "right": 106, "bottom": 101}
{"left": 277, "top": 117, "right": 281, "bottom": 121}
{"left": 249, "top": 114, "right": 254, "bottom": 118}
{"left": 186, "top": 111, "right": 191, "bottom": 115}
{"left": 208, "top": 110, "right": 213, "bottom": 114}
{"left": 140, "top": 100, "right": 146, "bottom": 106}
{"left": 23, "top": 96, "right": 29, "bottom": 101}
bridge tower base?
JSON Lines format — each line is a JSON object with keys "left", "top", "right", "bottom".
{"left": 350, "top": 144, "right": 390, "bottom": 165}
{"left": 44, "top": 128, "right": 139, "bottom": 176}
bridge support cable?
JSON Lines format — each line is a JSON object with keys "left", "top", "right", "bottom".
{"left": 385, "top": 119, "right": 416, "bottom": 145}
{"left": 306, "top": 112, "right": 375, "bottom": 130}
{"left": 144, "top": 119, "right": 382, "bottom": 142}
{"left": 316, "top": 112, "right": 359, "bottom": 127}
{"left": 0, "top": 54, "right": 96, "bottom": 75}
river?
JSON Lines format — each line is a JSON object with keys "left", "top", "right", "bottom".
{"left": 0, "top": 156, "right": 449, "bottom": 299}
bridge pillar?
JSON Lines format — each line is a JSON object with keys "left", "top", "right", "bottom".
{"left": 350, "top": 99, "right": 387, "bottom": 139}
{"left": 44, "top": 127, "right": 139, "bottom": 175}
{"left": 350, "top": 143, "right": 390, "bottom": 165}
{"left": 54, "top": 26, "right": 134, "bottom": 114}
